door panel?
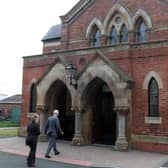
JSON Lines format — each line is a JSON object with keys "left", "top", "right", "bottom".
{"left": 92, "top": 91, "right": 116, "bottom": 145}
{"left": 101, "top": 92, "right": 116, "bottom": 145}
{"left": 57, "top": 89, "right": 74, "bottom": 140}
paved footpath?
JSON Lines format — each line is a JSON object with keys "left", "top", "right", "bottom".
{"left": 0, "top": 151, "right": 87, "bottom": 168}
{"left": 0, "top": 137, "right": 167, "bottom": 168}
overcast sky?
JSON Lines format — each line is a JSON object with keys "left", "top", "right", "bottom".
{"left": 0, "top": 0, "right": 79, "bottom": 96}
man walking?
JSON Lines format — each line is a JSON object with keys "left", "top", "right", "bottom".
{"left": 44, "top": 109, "right": 64, "bottom": 158}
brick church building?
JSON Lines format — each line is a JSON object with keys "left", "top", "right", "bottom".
{"left": 20, "top": 0, "right": 168, "bottom": 153}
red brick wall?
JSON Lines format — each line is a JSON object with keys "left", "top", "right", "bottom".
{"left": 21, "top": 45, "right": 168, "bottom": 153}
{"left": 21, "top": 56, "right": 56, "bottom": 126}
{"left": 132, "top": 141, "right": 168, "bottom": 154}
{"left": 21, "top": 0, "right": 168, "bottom": 153}
{"left": 60, "top": 0, "right": 168, "bottom": 50}
{"left": 131, "top": 47, "right": 168, "bottom": 135}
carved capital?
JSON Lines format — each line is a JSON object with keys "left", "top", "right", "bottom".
{"left": 114, "top": 106, "right": 129, "bottom": 114}
{"left": 71, "top": 106, "right": 83, "bottom": 113}
{"left": 36, "top": 105, "right": 49, "bottom": 113}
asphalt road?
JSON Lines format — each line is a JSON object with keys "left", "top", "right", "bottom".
{"left": 0, "top": 151, "right": 87, "bottom": 168}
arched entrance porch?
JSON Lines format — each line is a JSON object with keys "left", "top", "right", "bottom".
{"left": 45, "top": 80, "right": 74, "bottom": 140}
{"left": 82, "top": 77, "right": 116, "bottom": 145}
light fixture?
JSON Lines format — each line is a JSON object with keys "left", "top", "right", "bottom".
{"left": 65, "top": 63, "right": 77, "bottom": 89}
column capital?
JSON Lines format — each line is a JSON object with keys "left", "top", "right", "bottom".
{"left": 114, "top": 106, "right": 129, "bottom": 114}
{"left": 71, "top": 106, "right": 83, "bottom": 113}
{"left": 36, "top": 105, "right": 49, "bottom": 113}
{"left": 71, "top": 106, "right": 77, "bottom": 112}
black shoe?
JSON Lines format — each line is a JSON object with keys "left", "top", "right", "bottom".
{"left": 54, "top": 151, "right": 60, "bottom": 155}
{"left": 45, "top": 155, "right": 51, "bottom": 158}
{"left": 27, "top": 163, "right": 35, "bottom": 167}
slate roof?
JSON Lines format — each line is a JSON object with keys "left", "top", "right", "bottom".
{"left": 0, "top": 94, "right": 21, "bottom": 104}
{"left": 42, "top": 24, "right": 62, "bottom": 41}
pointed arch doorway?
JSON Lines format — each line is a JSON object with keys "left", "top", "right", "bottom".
{"left": 45, "top": 80, "right": 74, "bottom": 140}
{"left": 83, "top": 78, "right": 116, "bottom": 145}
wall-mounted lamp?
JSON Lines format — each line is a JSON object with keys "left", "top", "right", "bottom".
{"left": 65, "top": 63, "right": 77, "bottom": 89}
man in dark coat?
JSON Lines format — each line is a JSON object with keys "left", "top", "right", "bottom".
{"left": 44, "top": 109, "right": 64, "bottom": 158}
{"left": 26, "top": 113, "right": 40, "bottom": 167}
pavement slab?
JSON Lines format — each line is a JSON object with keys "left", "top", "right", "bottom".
{"left": 0, "top": 137, "right": 167, "bottom": 168}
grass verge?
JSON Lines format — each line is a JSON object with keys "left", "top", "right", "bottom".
{"left": 0, "top": 127, "right": 18, "bottom": 137}
{"left": 0, "top": 121, "right": 19, "bottom": 127}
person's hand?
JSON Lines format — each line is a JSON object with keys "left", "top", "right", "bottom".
{"left": 61, "top": 131, "right": 64, "bottom": 135}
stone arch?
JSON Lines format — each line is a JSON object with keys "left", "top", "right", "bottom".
{"left": 104, "top": 3, "right": 132, "bottom": 33}
{"left": 36, "top": 62, "right": 76, "bottom": 106}
{"left": 78, "top": 69, "right": 117, "bottom": 106}
{"left": 80, "top": 74, "right": 118, "bottom": 107}
{"left": 86, "top": 17, "right": 103, "bottom": 39}
{"left": 132, "top": 9, "right": 153, "bottom": 29}
{"left": 77, "top": 59, "right": 132, "bottom": 146}
{"left": 44, "top": 79, "right": 70, "bottom": 109}
{"left": 45, "top": 79, "right": 74, "bottom": 139}
{"left": 77, "top": 59, "right": 131, "bottom": 108}
{"left": 29, "top": 78, "right": 37, "bottom": 92}
{"left": 73, "top": 52, "right": 134, "bottom": 148}
{"left": 143, "top": 71, "right": 163, "bottom": 89}
{"left": 79, "top": 77, "right": 116, "bottom": 144}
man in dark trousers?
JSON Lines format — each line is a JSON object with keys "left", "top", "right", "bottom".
{"left": 26, "top": 114, "right": 40, "bottom": 167}
{"left": 44, "top": 109, "right": 64, "bottom": 158}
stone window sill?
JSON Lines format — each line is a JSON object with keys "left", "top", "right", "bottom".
{"left": 145, "top": 116, "right": 162, "bottom": 124}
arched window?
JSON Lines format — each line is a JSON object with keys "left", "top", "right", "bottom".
{"left": 120, "top": 24, "right": 128, "bottom": 43}
{"left": 137, "top": 20, "right": 147, "bottom": 42}
{"left": 110, "top": 26, "right": 118, "bottom": 45}
{"left": 30, "top": 83, "right": 37, "bottom": 113}
{"left": 93, "top": 28, "right": 101, "bottom": 47}
{"left": 148, "top": 78, "right": 159, "bottom": 117}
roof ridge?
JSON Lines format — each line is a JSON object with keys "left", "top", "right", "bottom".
{"left": 61, "top": 0, "right": 95, "bottom": 23}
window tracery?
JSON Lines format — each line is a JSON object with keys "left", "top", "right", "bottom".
{"left": 137, "top": 20, "right": 147, "bottom": 42}
{"left": 110, "top": 26, "right": 118, "bottom": 44}
{"left": 93, "top": 28, "right": 101, "bottom": 47}
{"left": 108, "top": 15, "right": 128, "bottom": 44}
{"left": 120, "top": 24, "right": 128, "bottom": 43}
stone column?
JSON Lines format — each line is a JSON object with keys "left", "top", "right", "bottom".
{"left": 36, "top": 105, "right": 48, "bottom": 142}
{"left": 72, "top": 107, "right": 84, "bottom": 145}
{"left": 115, "top": 107, "right": 129, "bottom": 151}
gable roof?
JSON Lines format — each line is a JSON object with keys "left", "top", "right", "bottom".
{"left": 36, "top": 55, "right": 67, "bottom": 85}
{"left": 60, "top": 0, "right": 95, "bottom": 23}
{"left": 0, "top": 94, "right": 21, "bottom": 104}
{"left": 42, "top": 24, "right": 62, "bottom": 41}
{"left": 77, "top": 50, "right": 135, "bottom": 84}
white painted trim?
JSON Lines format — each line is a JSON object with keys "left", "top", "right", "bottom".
{"left": 86, "top": 17, "right": 103, "bottom": 38}
{"left": 145, "top": 116, "right": 162, "bottom": 124}
{"left": 104, "top": 3, "right": 132, "bottom": 32}
{"left": 132, "top": 9, "right": 153, "bottom": 29}
{"left": 143, "top": 71, "right": 163, "bottom": 89}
